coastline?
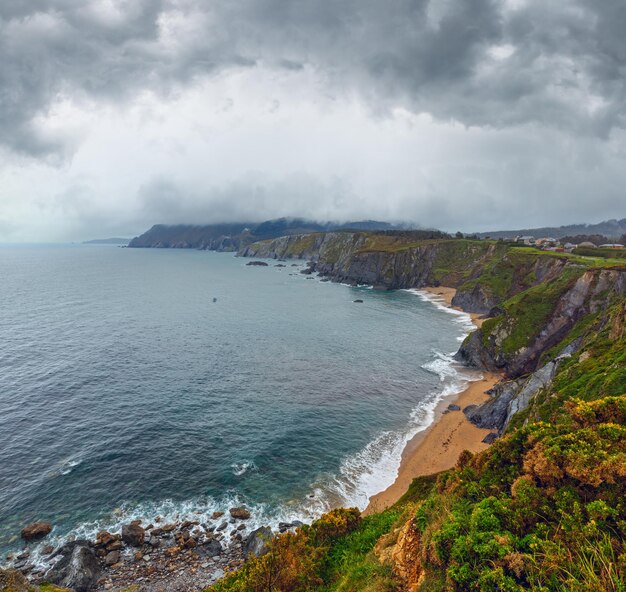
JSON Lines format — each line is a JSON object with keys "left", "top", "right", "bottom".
{"left": 364, "top": 286, "right": 498, "bottom": 515}
{"left": 2, "top": 278, "right": 498, "bottom": 591}
{"left": 420, "top": 286, "right": 486, "bottom": 328}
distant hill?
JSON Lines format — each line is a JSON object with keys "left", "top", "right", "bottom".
{"left": 83, "top": 237, "right": 130, "bottom": 245}
{"left": 127, "top": 218, "right": 417, "bottom": 250}
{"left": 477, "top": 218, "right": 626, "bottom": 240}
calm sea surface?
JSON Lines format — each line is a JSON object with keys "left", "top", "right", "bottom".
{"left": 0, "top": 245, "right": 476, "bottom": 555}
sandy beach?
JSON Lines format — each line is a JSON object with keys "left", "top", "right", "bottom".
{"left": 364, "top": 287, "right": 499, "bottom": 515}
{"left": 420, "top": 286, "right": 486, "bottom": 328}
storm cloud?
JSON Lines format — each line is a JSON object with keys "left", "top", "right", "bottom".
{"left": 0, "top": 0, "right": 625, "bottom": 240}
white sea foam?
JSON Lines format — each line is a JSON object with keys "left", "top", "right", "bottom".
{"left": 231, "top": 461, "right": 257, "bottom": 476}
{"left": 21, "top": 284, "right": 482, "bottom": 571}
{"left": 298, "top": 287, "right": 482, "bottom": 512}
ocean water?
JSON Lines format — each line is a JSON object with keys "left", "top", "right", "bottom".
{"left": 0, "top": 245, "right": 478, "bottom": 558}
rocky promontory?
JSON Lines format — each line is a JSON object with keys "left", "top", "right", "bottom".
{"left": 2, "top": 509, "right": 307, "bottom": 592}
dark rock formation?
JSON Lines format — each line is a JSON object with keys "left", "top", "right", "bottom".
{"left": 246, "top": 261, "right": 268, "bottom": 266}
{"left": 451, "top": 283, "right": 499, "bottom": 315}
{"left": 457, "top": 269, "right": 626, "bottom": 378}
{"left": 244, "top": 527, "right": 273, "bottom": 558}
{"left": 203, "top": 539, "right": 223, "bottom": 556}
{"left": 104, "top": 550, "right": 120, "bottom": 566}
{"left": 45, "top": 540, "right": 101, "bottom": 592}
{"left": 229, "top": 507, "right": 251, "bottom": 520}
{"left": 20, "top": 521, "right": 52, "bottom": 542}
{"left": 122, "top": 521, "right": 145, "bottom": 547}
{"left": 464, "top": 380, "right": 522, "bottom": 431}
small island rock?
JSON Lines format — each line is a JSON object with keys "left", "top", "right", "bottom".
{"left": 20, "top": 521, "right": 52, "bottom": 542}
{"left": 229, "top": 507, "right": 251, "bottom": 520}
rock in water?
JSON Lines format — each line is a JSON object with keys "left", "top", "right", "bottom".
{"left": 353, "top": 299, "right": 363, "bottom": 303}
{"left": 229, "top": 507, "right": 251, "bottom": 520}
{"left": 122, "top": 521, "right": 145, "bottom": 547}
{"left": 244, "top": 527, "right": 273, "bottom": 558}
{"left": 20, "top": 521, "right": 52, "bottom": 541}
{"left": 246, "top": 261, "right": 268, "bottom": 266}
{"left": 45, "top": 541, "right": 101, "bottom": 592}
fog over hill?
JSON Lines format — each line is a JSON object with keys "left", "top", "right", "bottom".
{"left": 478, "top": 218, "right": 626, "bottom": 240}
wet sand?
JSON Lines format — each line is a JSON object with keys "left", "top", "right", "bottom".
{"left": 364, "top": 287, "right": 498, "bottom": 515}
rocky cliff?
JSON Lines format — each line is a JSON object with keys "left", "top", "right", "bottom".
{"left": 127, "top": 219, "right": 431, "bottom": 250}
{"left": 213, "top": 232, "right": 626, "bottom": 592}
{"left": 457, "top": 268, "right": 626, "bottom": 376}
{"left": 242, "top": 231, "right": 626, "bottom": 435}
{"left": 240, "top": 231, "right": 598, "bottom": 313}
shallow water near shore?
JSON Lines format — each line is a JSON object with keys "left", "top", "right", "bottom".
{"left": 0, "top": 245, "right": 476, "bottom": 559}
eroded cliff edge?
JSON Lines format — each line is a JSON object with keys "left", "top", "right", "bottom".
{"left": 241, "top": 231, "right": 626, "bottom": 435}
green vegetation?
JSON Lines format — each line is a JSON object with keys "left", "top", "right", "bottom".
{"left": 209, "top": 508, "right": 403, "bottom": 592}
{"left": 573, "top": 246, "right": 626, "bottom": 260}
{"left": 493, "top": 266, "right": 584, "bottom": 355}
{"left": 207, "top": 237, "right": 625, "bottom": 592}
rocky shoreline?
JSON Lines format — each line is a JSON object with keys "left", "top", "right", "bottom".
{"left": 3, "top": 510, "right": 303, "bottom": 591}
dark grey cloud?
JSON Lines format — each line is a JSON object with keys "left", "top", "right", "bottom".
{"left": 2, "top": 0, "right": 626, "bottom": 158}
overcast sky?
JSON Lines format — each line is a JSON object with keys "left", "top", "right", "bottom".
{"left": 1, "top": 0, "right": 625, "bottom": 241}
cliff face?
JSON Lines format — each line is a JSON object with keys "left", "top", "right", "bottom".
{"left": 213, "top": 233, "right": 626, "bottom": 592}
{"left": 241, "top": 233, "right": 507, "bottom": 294}
{"left": 457, "top": 268, "right": 626, "bottom": 378}
{"left": 128, "top": 224, "right": 252, "bottom": 250}
{"left": 242, "top": 232, "right": 626, "bottom": 435}
{"left": 241, "top": 232, "right": 585, "bottom": 313}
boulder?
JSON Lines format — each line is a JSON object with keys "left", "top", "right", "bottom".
{"left": 244, "top": 527, "right": 273, "bottom": 558}
{"left": 482, "top": 432, "right": 499, "bottom": 444}
{"left": 447, "top": 404, "right": 461, "bottom": 411}
{"left": 95, "top": 531, "right": 117, "bottom": 547}
{"left": 21, "top": 521, "right": 52, "bottom": 542}
{"left": 45, "top": 541, "right": 101, "bottom": 592}
{"left": 229, "top": 507, "right": 251, "bottom": 520}
{"left": 104, "top": 550, "right": 120, "bottom": 566}
{"left": 211, "top": 511, "right": 224, "bottom": 520}
{"left": 246, "top": 261, "right": 269, "bottom": 267}
{"left": 121, "top": 522, "right": 145, "bottom": 547}
{"left": 353, "top": 299, "right": 363, "bottom": 303}
{"left": 105, "top": 540, "right": 122, "bottom": 552}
